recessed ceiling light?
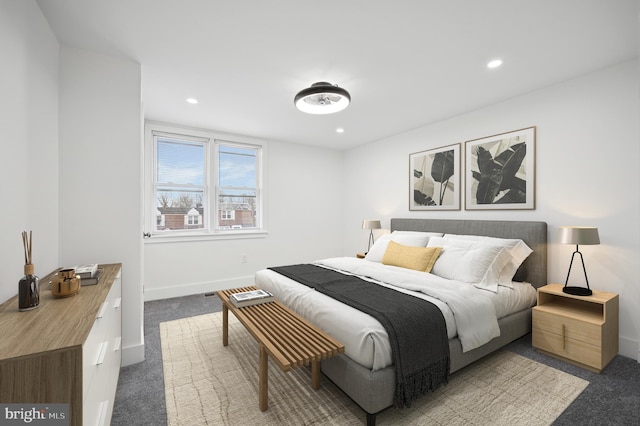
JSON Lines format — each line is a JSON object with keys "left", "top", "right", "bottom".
{"left": 186, "top": 98, "right": 198, "bottom": 104}
{"left": 487, "top": 59, "right": 503, "bottom": 69}
{"left": 336, "top": 128, "right": 345, "bottom": 134}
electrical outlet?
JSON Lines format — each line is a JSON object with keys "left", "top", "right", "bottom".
{"left": 241, "top": 254, "right": 247, "bottom": 264}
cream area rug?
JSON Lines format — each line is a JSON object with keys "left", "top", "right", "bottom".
{"left": 160, "top": 312, "right": 588, "bottom": 425}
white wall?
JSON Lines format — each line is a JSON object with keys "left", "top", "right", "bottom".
{"left": 59, "top": 46, "right": 144, "bottom": 365}
{"left": 342, "top": 60, "right": 640, "bottom": 360}
{"left": 0, "top": 1, "right": 59, "bottom": 304}
{"left": 144, "top": 139, "right": 344, "bottom": 299}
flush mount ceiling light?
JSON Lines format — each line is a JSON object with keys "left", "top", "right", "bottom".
{"left": 487, "top": 59, "right": 503, "bottom": 69}
{"left": 294, "top": 82, "right": 351, "bottom": 114}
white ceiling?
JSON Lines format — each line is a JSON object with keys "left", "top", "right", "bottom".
{"left": 37, "top": 0, "right": 638, "bottom": 150}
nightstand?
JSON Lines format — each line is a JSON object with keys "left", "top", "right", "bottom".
{"left": 532, "top": 283, "right": 619, "bottom": 372}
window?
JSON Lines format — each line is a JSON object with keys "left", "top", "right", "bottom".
{"left": 185, "top": 208, "right": 202, "bottom": 226}
{"left": 217, "top": 143, "right": 258, "bottom": 230}
{"left": 154, "top": 134, "right": 207, "bottom": 232}
{"left": 145, "top": 122, "right": 265, "bottom": 239}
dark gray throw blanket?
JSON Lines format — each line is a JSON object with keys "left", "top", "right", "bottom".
{"left": 268, "top": 264, "right": 450, "bottom": 408}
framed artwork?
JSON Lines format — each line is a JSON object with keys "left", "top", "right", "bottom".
{"left": 410, "top": 143, "right": 461, "bottom": 210}
{"left": 465, "top": 126, "right": 536, "bottom": 210}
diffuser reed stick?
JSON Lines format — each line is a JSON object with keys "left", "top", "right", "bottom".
{"left": 22, "top": 231, "right": 33, "bottom": 265}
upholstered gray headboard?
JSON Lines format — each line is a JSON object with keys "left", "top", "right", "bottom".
{"left": 390, "top": 218, "right": 548, "bottom": 288}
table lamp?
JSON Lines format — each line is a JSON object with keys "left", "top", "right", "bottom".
{"left": 362, "top": 220, "right": 381, "bottom": 253}
{"left": 558, "top": 226, "right": 600, "bottom": 296}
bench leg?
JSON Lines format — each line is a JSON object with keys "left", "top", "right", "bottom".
{"left": 259, "top": 344, "right": 268, "bottom": 411}
{"left": 366, "top": 412, "right": 377, "bottom": 426}
{"left": 222, "top": 304, "right": 229, "bottom": 346}
{"left": 311, "top": 360, "right": 321, "bottom": 390}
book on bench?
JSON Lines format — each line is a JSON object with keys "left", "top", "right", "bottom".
{"left": 230, "top": 289, "right": 275, "bottom": 308}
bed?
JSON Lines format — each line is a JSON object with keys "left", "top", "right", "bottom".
{"left": 255, "top": 218, "right": 547, "bottom": 425}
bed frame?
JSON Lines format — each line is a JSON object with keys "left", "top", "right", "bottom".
{"left": 320, "top": 218, "right": 547, "bottom": 426}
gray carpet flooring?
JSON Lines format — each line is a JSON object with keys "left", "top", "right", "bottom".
{"left": 111, "top": 294, "right": 640, "bottom": 425}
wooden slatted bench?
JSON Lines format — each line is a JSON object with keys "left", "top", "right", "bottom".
{"left": 216, "top": 286, "right": 345, "bottom": 411}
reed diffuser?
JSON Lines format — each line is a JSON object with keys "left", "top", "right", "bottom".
{"left": 19, "top": 230, "right": 40, "bottom": 311}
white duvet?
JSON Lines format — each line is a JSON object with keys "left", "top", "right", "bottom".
{"left": 255, "top": 257, "right": 536, "bottom": 371}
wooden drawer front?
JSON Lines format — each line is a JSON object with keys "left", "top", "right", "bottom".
{"left": 532, "top": 327, "right": 602, "bottom": 368}
{"left": 532, "top": 309, "right": 602, "bottom": 347}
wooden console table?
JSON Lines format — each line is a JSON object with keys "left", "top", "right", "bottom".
{"left": 217, "top": 286, "right": 344, "bottom": 411}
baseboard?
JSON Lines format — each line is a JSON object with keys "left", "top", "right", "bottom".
{"left": 143, "top": 276, "right": 254, "bottom": 302}
{"left": 121, "top": 342, "right": 145, "bottom": 367}
{"left": 619, "top": 335, "right": 640, "bottom": 362}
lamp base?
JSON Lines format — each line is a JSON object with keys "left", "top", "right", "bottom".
{"left": 562, "top": 286, "right": 593, "bottom": 296}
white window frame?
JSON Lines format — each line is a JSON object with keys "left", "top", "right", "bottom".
{"left": 144, "top": 122, "right": 267, "bottom": 242}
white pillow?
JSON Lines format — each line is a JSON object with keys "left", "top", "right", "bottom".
{"left": 443, "top": 234, "right": 533, "bottom": 287}
{"left": 365, "top": 231, "right": 443, "bottom": 262}
{"left": 427, "top": 237, "right": 510, "bottom": 293}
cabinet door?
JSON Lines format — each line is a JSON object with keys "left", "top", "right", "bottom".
{"left": 532, "top": 310, "right": 603, "bottom": 369}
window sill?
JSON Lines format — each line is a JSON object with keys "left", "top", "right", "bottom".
{"left": 144, "top": 229, "right": 268, "bottom": 244}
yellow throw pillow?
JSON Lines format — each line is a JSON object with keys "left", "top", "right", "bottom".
{"left": 381, "top": 240, "right": 443, "bottom": 272}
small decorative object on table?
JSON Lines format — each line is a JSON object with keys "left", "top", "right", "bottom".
{"left": 67, "top": 263, "right": 101, "bottom": 285}
{"left": 19, "top": 230, "right": 39, "bottom": 311}
{"left": 230, "top": 289, "right": 274, "bottom": 308}
{"left": 79, "top": 268, "right": 102, "bottom": 286}
{"left": 73, "top": 263, "right": 99, "bottom": 280}
{"left": 51, "top": 268, "right": 81, "bottom": 298}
